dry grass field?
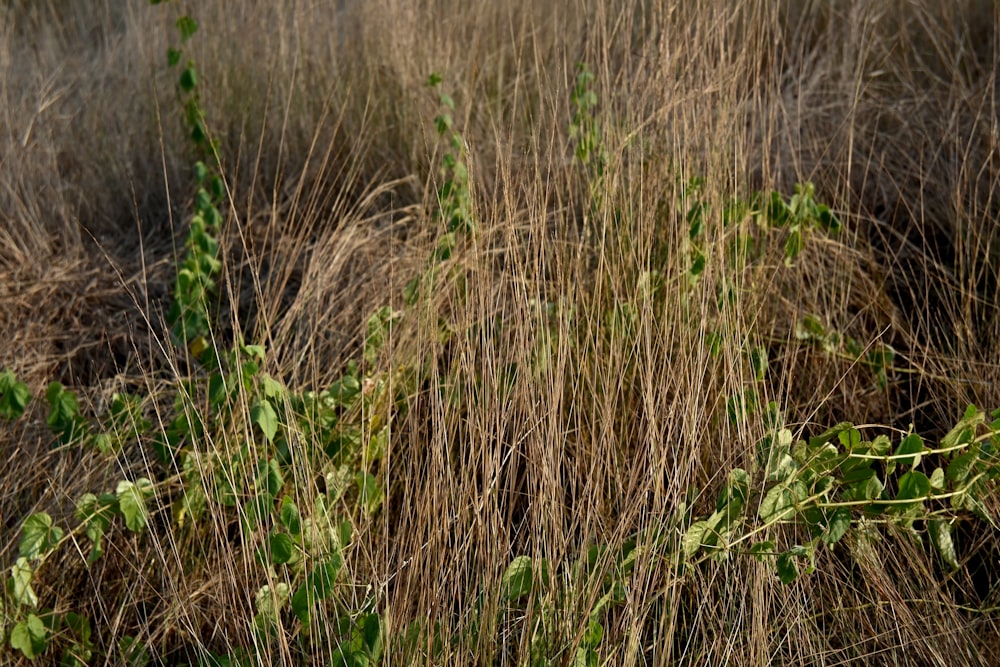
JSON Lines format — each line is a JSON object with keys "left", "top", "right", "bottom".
{"left": 2, "top": 1, "right": 1000, "bottom": 664}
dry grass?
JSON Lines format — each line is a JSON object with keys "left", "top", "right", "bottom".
{"left": 2, "top": 0, "right": 1000, "bottom": 665}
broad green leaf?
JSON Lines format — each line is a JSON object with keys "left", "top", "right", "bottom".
{"left": 0, "top": 369, "right": 31, "bottom": 420}
{"left": 689, "top": 251, "right": 706, "bottom": 277}
{"left": 759, "top": 484, "right": 796, "bottom": 523}
{"left": 798, "top": 442, "right": 841, "bottom": 477}
{"left": 841, "top": 464, "right": 876, "bottom": 486}
{"left": 783, "top": 227, "right": 803, "bottom": 264}
{"left": 683, "top": 520, "right": 710, "bottom": 558}
{"left": 207, "top": 372, "right": 230, "bottom": 408}
{"left": 895, "top": 471, "right": 931, "bottom": 504}
{"left": 328, "top": 375, "right": 361, "bottom": 408}
{"left": 766, "top": 191, "right": 790, "bottom": 226}
{"left": 46, "top": 382, "right": 87, "bottom": 443}
{"left": 11, "top": 557, "right": 38, "bottom": 607}
{"left": 929, "top": 519, "right": 959, "bottom": 570}
{"left": 776, "top": 552, "right": 799, "bottom": 584}
{"left": 268, "top": 532, "right": 294, "bottom": 564}
{"left": 837, "top": 428, "right": 862, "bottom": 450}
{"left": 503, "top": 555, "right": 535, "bottom": 601}
{"left": 821, "top": 507, "right": 851, "bottom": 545}
{"left": 241, "top": 493, "right": 274, "bottom": 536}
{"left": 178, "top": 61, "right": 201, "bottom": 92}
{"left": 257, "top": 457, "right": 284, "bottom": 496}
{"left": 717, "top": 468, "right": 750, "bottom": 509}
{"left": 260, "top": 374, "right": 285, "bottom": 400}
{"left": 929, "top": 467, "right": 946, "bottom": 490}
{"left": 947, "top": 452, "right": 977, "bottom": 484}
{"left": 118, "top": 635, "right": 149, "bottom": 667}
{"left": 116, "top": 478, "right": 153, "bottom": 532}
{"left": 816, "top": 204, "right": 842, "bottom": 232}
{"left": 175, "top": 15, "right": 198, "bottom": 41}
{"left": 290, "top": 584, "right": 313, "bottom": 624}
{"left": 582, "top": 619, "right": 603, "bottom": 649}
{"left": 808, "top": 422, "right": 855, "bottom": 448}
{"left": 279, "top": 497, "right": 301, "bottom": 535}
{"left": 794, "top": 314, "right": 825, "bottom": 342}
{"left": 749, "top": 541, "right": 775, "bottom": 562}
{"left": 10, "top": 614, "right": 48, "bottom": 659}
{"left": 254, "top": 583, "right": 290, "bottom": 626}
{"left": 251, "top": 400, "right": 279, "bottom": 443}
{"left": 759, "top": 428, "right": 796, "bottom": 482}
{"left": 309, "top": 557, "right": 342, "bottom": 599}
{"left": 20, "top": 513, "right": 63, "bottom": 559}
{"left": 706, "top": 502, "right": 743, "bottom": 543}
{"left": 894, "top": 433, "right": 925, "bottom": 468}
{"left": 356, "top": 471, "right": 383, "bottom": 515}
{"left": 290, "top": 556, "right": 344, "bottom": 622}
{"left": 64, "top": 611, "right": 91, "bottom": 645}
{"left": 941, "top": 406, "right": 984, "bottom": 449}
{"left": 847, "top": 474, "right": 883, "bottom": 503}
{"left": 861, "top": 434, "right": 887, "bottom": 457}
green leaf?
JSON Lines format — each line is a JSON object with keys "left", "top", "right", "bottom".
{"left": 116, "top": 478, "right": 153, "bottom": 532}
{"left": 841, "top": 462, "right": 876, "bottom": 485}
{"left": 20, "top": 513, "right": 63, "bottom": 559}
{"left": 176, "top": 15, "right": 198, "bottom": 41}
{"left": 816, "top": 204, "right": 842, "bottom": 233}
{"left": 895, "top": 471, "right": 931, "bottom": 504}
{"left": 845, "top": 472, "right": 883, "bottom": 503}
{"left": 179, "top": 65, "right": 197, "bottom": 92}
{"left": 251, "top": 399, "right": 279, "bottom": 442}
{"left": 268, "top": 532, "right": 294, "bottom": 565}
{"left": 0, "top": 369, "right": 31, "bottom": 420}
{"left": 10, "top": 614, "right": 48, "bottom": 659}
{"left": 46, "top": 381, "right": 87, "bottom": 443}
{"left": 356, "top": 471, "right": 383, "bottom": 515}
{"left": 784, "top": 227, "right": 803, "bottom": 264}
{"left": 290, "top": 584, "right": 312, "bottom": 624}
{"left": 260, "top": 374, "right": 285, "bottom": 400}
{"left": 64, "top": 611, "right": 91, "bottom": 644}
{"left": 118, "top": 635, "right": 149, "bottom": 667}
{"left": 717, "top": 468, "right": 750, "bottom": 509}
{"left": 308, "top": 557, "right": 343, "bottom": 599}
{"left": 749, "top": 346, "right": 768, "bottom": 381}
{"left": 749, "top": 541, "right": 775, "bottom": 562}
{"left": 257, "top": 457, "right": 284, "bottom": 496}
{"left": 941, "top": 406, "right": 984, "bottom": 449}
{"left": 947, "top": 452, "right": 977, "bottom": 484}
{"left": 683, "top": 520, "right": 710, "bottom": 558}
{"left": 794, "top": 314, "right": 825, "bottom": 342}
{"left": 254, "top": 583, "right": 290, "bottom": 628}
{"left": 776, "top": 551, "right": 799, "bottom": 584}
{"left": 929, "top": 467, "right": 946, "bottom": 490}
{"left": 759, "top": 484, "right": 796, "bottom": 523}
{"left": 279, "top": 497, "right": 301, "bottom": 535}
{"left": 928, "top": 519, "right": 959, "bottom": 570}
{"left": 821, "top": 507, "right": 851, "bottom": 545}
{"left": 241, "top": 493, "right": 274, "bottom": 536}
{"left": 11, "top": 557, "right": 38, "bottom": 607}
{"left": 759, "top": 428, "right": 796, "bottom": 482}
{"left": 894, "top": 433, "right": 925, "bottom": 468}
{"left": 328, "top": 374, "right": 361, "bottom": 408}
{"left": 582, "top": 618, "right": 603, "bottom": 648}
{"left": 503, "top": 555, "right": 542, "bottom": 602}
{"left": 837, "top": 428, "right": 862, "bottom": 450}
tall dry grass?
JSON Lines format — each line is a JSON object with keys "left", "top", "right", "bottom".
{"left": 2, "top": 0, "right": 1000, "bottom": 664}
